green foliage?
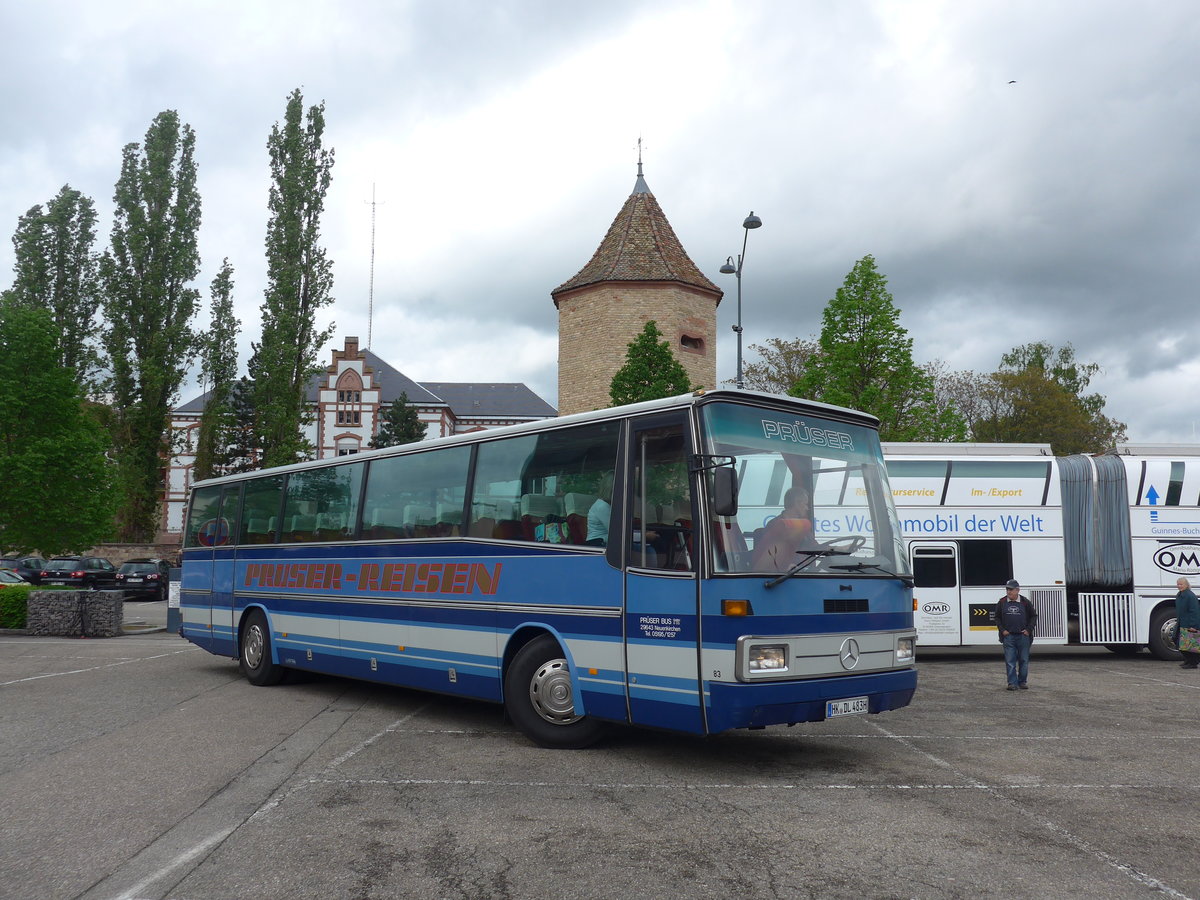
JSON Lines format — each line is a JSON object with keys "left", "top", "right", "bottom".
{"left": 194, "top": 259, "right": 241, "bottom": 481}
{"left": 0, "top": 584, "right": 31, "bottom": 628}
{"left": 0, "top": 305, "right": 116, "bottom": 555}
{"left": 221, "top": 377, "right": 262, "bottom": 474}
{"left": 739, "top": 337, "right": 819, "bottom": 393}
{"left": 253, "top": 88, "right": 336, "bottom": 467}
{"left": 100, "top": 110, "right": 202, "bottom": 541}
{"left": 973, "top": 342, "right": 1127, "bottom": 453}
{"left": 609, "top": 320, "right": 694, "bottom": 407}
{"left": 5, "top": 184, "right": 103, "bottom": 393}
{"left": 791, "top": 255, "right": 966, "bottom": 441}
{"left": 370, "top": 392, "right": 426, "bottom": 448}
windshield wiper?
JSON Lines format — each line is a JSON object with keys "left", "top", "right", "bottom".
{"left": 826, "top": 560, "right": 915, "bottom": 586}
{"left": 764, "top": 549, "right": 835, "bottom": 590}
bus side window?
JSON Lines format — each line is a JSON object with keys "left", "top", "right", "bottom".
{"left": 239, "top": 476, "right": 284, "bottom": 545}
{"left": 184, "top": 485, "right": 222, "bottom": 549}
{"left": 913, "top": 547, "right": 956, "bottom": 587}
{"left": 364, "top": 446, "right": 470, "bottom": 541}
{"left": 959, "top": 540, "right": 1013, "bottom": 587}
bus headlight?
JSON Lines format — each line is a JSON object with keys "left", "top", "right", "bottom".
{"left": 896, "top": 637, "right": 915, "bottom": 663}
{"left": 748, "top": 644, "right": 788, "bottom": 673}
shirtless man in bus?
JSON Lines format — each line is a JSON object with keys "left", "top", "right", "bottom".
{"left": 752, "top": 486, "right": 816, "bottom": 572}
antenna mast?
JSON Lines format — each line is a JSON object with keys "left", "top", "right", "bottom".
{"left": 367, "top": 183, "right": 377, "bottom": 349}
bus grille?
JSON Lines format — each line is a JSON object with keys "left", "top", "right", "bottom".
{"left": 824, "top": 598, "right": 869, "bottom": 613}
{"left": 1078, "top": 592, "right": 1137, "bottom": 644}
{"left": 1030, "top": 588, "right": 1067, "bottom": 641}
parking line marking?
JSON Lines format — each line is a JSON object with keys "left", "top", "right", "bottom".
{"left": 868, "top": 719, "right": 1193, "bottom": 900}
{"left": 0, "top": 647, "right": 198, "bottom": 687}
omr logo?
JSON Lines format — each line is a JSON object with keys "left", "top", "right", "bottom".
{"left": 921, "top": 602, "right": 951, "bottom": 615}
{"left": 1153, "top": 543, "right": 1200, "bottom": 575}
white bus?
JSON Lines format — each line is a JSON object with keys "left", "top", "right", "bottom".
{"left": 882, "top": 443, "right": 1198, "bottom": 659}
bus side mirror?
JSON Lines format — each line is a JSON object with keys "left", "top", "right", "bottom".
{"left": 712, "top": 467, "right": 738, "bottom": 517}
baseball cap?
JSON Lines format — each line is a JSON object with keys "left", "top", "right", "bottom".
{"left": 1005, "top": 579, "right": 1020, "bottom": 589}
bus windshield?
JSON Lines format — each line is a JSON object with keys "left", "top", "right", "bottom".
{"left": 699, "top": 401, "right": 908, "bottom": 577}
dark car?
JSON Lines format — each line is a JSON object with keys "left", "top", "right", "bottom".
{"left": 39, "top": 556, "right": 119, "bottom": 590}
{"left": 115, "top": 558, "right": 170, "bottom": 601}
{"left": 0, "top": 555, "right": 47, "bottom": 584}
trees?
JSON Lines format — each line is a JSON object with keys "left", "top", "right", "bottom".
{"left": 100, "top": 110, "right": 202, "bottom": 541}
{"left": 739, "top": 337, "right": 819, "bottom": 394}
{"left": 193, "top": 260, "right": 241, "bottom": 481}
{"left": 4, "top": 185, "right": 103, "bottom": 392}
{"left": 0, "top": 305, "right": 115, "bottom": 554}
{"left": 370, "top": 392, "right": 426, "bottom": 448}
{"left": 972, "top": 342, "right": 1127, "bottom": 453}
{"left": 252, "top": 88, "right": 336, "bottom": 467}
{"left": 791, "top": 255, "right": 965, "bottom": 441}
{"left": 609, "top": 320, "right": 694, "bottom": 407}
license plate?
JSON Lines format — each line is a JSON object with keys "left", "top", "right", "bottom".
{"left": 826, "top": 696, "right": 869, "bottom": 718}
{"left": 127, "top": 578, "right": 143, "bottom": 583}
{"left": 46, "top": 580, "right": 66, "bottom": 585}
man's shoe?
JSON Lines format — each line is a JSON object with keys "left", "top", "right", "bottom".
{"left": 1006, "top": 685, "right": 1017, "bottom": 691}
{"left": 1018, "top": 684, "right": 1029, "bottom": 690}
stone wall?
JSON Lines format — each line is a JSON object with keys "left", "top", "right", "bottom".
{"left": 557, "top": 282, "right": 719, "bottom": 416}
{"left": 26, "top": 591, "right": 124, "bottom": 638}
{"left": 86, "top": 543, "right": 183, "bottom": 567}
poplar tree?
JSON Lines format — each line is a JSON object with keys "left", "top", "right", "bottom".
{"left": 252, "top": 88, "right": 336, "bottom": 467}
{"left": 0, "top": 305, "right": 115, "bottom": 554}
{"left": 792, "top": 255, "right": 965, "bottom": 441}
{"left": 370, "top": 392, "right": 426, "bottom": 448}
{"left": 100, "top": 110, "right": 202, "bottom": 541}
{"left": 4, "top": 185, "right": 103, "bottom": 392}
{"left": 609, "top": 320, "right": 694, "bottom": 407}
{"left": 193, "top": 259, "right": 240, "bottom": 481}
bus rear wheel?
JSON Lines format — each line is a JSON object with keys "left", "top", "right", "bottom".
{"left": 504, "top": 635, "right": 605, "bottom": 749}
{"left": 240, "top": 609, "right": 286, "bottom": 686}
{"left": 1147, "top": 607, "right": 1180, "bottom": 661}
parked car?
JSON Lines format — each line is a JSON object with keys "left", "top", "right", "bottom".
{"left": 115, "top": 558, "right": 170, "bottom": 601}
{"left": 38, "top": 556, "right": 119, "bottom": 590}
{"left": 0, "top": 555, "right": 47, "bottom": 584}
{"left": 0, "top": 569, "right": 26, "bottom": 588}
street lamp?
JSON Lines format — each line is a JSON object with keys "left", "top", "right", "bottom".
{"left": 719, "top": 211, "right": 762, "bottom": 390}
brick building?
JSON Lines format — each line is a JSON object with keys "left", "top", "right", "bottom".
{"left": 552, "top": 162, "right": 723, "bottom": 415}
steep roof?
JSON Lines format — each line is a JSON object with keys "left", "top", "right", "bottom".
{"left": 551, "top": 166, "right": 722, "bottom": 303}
{"left": 420, "top": 382, "right": 557, "bottom": 419}
{"left": 307, "top": 348, "right": 444, "bottom": 406}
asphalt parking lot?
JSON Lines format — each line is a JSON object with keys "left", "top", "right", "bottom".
{"left": 1, "top": 623, "right": 1197, "bottom": 900}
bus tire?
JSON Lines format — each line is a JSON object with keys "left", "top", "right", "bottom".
{"left": 1147, "top": 606, "right": 1180, "bottom": 661}
{"left": 504, "top": 635, "right": 605, "bottom": 749}
{"left": 240, "top": 609, "right": 286, "bottom": 686}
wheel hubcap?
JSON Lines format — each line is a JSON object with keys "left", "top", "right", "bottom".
{"left": 1162, "top": 616, "right": 1179, "bottom": 651}
{"left": 244, "top": 624, "right": 265, "bottom": 669}
{"left": 529, "top": 658, "right": 581, "bottom": 725}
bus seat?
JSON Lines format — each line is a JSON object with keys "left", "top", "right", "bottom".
{"left": 493, "top": 519, "right": 524, "bottom": 541}
{"left": 565, "top": 513, "right": 588, "bottom": 545}
{"left": 562, "top": 493, "right": 596, "bottom": 517}
{"left": 403, "top": 505, "right": 435, "bottom": 526}
{"left": 288, "top": 514, "right": 317, "bottom": 541}
{"left": 244, "top": 517, "right": 269, "bottom": 544}
{"left": 468, "top": 516, "right": 495, "bottom": 538}
{"left": 520, "top": 494, "right": 560, "bottom": 518}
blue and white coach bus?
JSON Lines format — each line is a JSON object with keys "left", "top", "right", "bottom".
{"left": 180, "top": 389, "right": 916, "bottom": 748}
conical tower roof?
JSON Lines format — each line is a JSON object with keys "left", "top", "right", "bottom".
{"left": 552, "top": 165, "right": 722, "bottom": 304}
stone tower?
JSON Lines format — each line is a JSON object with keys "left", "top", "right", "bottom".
{"left": 552, "top": 163, "right": 723, "bottom": 416}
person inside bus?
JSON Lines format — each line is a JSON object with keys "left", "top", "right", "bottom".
{"left": 585, "top": 471, "right": 615, "bottom": 546}
{"left": 996, "top": 579, "right": 1038, "bottom": 690}
{"left": 751, "top": 486, "right": 816, "bottom": 571}
{"left": 1173, "top": 577, "right": 1200, "bottom": 668}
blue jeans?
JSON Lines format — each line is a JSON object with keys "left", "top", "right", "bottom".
{"left": 1003, "top": 633, "right": 1031, "bottom": 686}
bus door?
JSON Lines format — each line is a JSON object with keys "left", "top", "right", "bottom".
{"left": 180, "top": 484, "right": 229, "bottom": 652}
{"left": 210, "top": 484, "right": 241, "bottom": 657}
{"left": 910, "top": 542, "right": 963, "bottom": 646}
{"left": 622, "top": 415, "right": 704, "bottom": 734}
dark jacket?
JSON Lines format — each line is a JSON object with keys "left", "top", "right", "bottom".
{"left": 996, "top": 594, "right": 1038, "bottom": 639}
{"left": 1176, "top": 588, "right": 1200, "bottom": 631}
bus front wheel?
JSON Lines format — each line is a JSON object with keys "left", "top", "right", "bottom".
{"left": 504, "top": 635, "right": 605, "bottom": 749}
{"left": 240, "top": 610, "right": 286, "bottom": 686}
{"left": 1147, "top": 607, "right": 1180, "bottom": 661}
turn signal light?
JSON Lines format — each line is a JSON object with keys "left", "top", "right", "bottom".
{"left": 722, "top": 599, "right": 751, "bottom": 616}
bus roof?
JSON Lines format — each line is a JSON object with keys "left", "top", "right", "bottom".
{"left": 882, "top": 442, "right": 1054, "bottom": 457}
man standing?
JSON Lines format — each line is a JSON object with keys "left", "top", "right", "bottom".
{"left": 996, "top": 579, "right": 1037, "bottom": 691}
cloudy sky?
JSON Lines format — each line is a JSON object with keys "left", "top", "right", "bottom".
{"left": 2, "top": 0, "right": 1197, "bottom": 442}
